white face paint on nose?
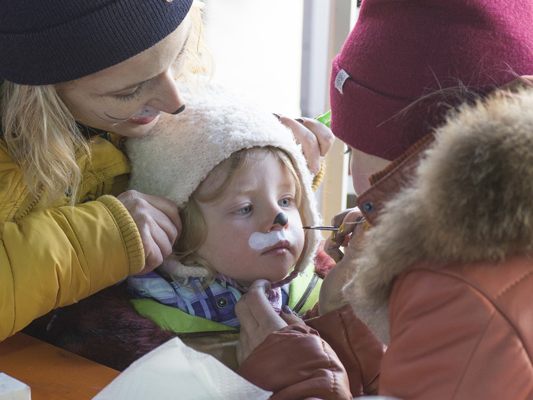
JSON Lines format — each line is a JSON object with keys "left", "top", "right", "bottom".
{"left": 249, "top": 230, "right": 293, "bottom": 251}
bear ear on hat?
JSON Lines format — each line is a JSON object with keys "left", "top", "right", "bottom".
{"left": 0, "top": 0, "right": 193, "bottom": 85}
{"left": 331, "top": 0, "right": 533, "bottom": 161}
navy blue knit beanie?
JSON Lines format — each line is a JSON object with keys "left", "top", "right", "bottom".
{"left": 0, "top": 0, "right": 193, "bottom": 85}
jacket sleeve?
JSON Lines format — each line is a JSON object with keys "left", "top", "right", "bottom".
{"left": 0, "top": 195, "right": 144, "bottom": 340}
{"left": 238, "top": 324, "right": 352, "bottom": 400}
{"left": 306, "top": 304, "right": 384, "bottom": 396}
{"left": 379, "top": 269, "right": 510, "bottom": 400}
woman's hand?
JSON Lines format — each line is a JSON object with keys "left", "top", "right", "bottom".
{"left": 235, "top": 280, "right": 289, "bottom": 365}
{"left": 117, "top": 190, "right": 181, "bottom": 273}
{"left": 323, "top": 207, "right": 364, "bottom": 262}
{"left": 278, "top": 116, "right": 334, "bottom": 174}
{"left": 318, "top": 255, "right": 355, "bottom": 316}
{"left": 319, "top": 208, "right": 367, "bottom": 315}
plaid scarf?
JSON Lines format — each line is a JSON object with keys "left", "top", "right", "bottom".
{"left": 127, "top": 272, "right": 287, "bottom": 328}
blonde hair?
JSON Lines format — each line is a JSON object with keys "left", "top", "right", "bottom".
{"left": 177, "top": 1, "right": 213, "bottom": 81}
{"left": 1, "top": 83, "right": 88, "bottom": 204}
{"left": 0, "top": 0, "right": 210, "bottom": 205}
{"left": 174, "top": 146, "right": 304, "bottom": 276}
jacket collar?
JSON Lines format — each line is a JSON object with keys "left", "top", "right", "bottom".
{"left": 356, "top": 134, "right": 434, "bottom": 226}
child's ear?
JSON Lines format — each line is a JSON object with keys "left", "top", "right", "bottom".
{"left": 159, "top": 254, "right": 210, "bottom": 280}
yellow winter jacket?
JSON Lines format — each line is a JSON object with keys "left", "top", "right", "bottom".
{"left": 0, "top": 134, "right": 144, "bottom": 341}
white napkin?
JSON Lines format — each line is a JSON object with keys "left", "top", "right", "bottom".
{"left": 93, "top": 338, "right": 271, "bottom": 400}
{"left": 0, "top": 373, "right": 31, "bottom": 400}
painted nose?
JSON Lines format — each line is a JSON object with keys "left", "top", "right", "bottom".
{"left": 171, "top": 104, "right": 186, "bottom": 115}
{"left": 272, "top": 212, "right": 289, "bottom": 227}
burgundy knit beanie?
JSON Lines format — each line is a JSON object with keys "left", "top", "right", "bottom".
{"left": 0, "top": 0, "right": 193, "bottom": 85}
{"left": 331, "top": 0, "right": 533, "bottom": 161}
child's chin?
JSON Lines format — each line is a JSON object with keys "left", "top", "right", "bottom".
{"left": 267, "top": 269, "right": 292, "bottom": 284}
{"left": 242, "top": 265, "right": 293, "bottom": 285}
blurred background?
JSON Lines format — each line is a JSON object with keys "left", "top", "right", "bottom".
{"left": 203, "top": 0, "right": 360, "bottom": 223}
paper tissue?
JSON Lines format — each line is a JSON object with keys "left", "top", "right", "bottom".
{"left": 93, "top": 337, "right": 271, "bottom": 400}
{"left": 0, "top": 373, "right": 31, "bottom": 400}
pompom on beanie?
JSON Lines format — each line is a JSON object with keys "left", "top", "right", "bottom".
{"left": 331, "top": 0, "right": 533, "bottom": 161}
{"left": 126, "top": 83, "right": 321, "bottom": 275}
{"left": 0, "top": 0, "right": 193, "bottom": 85}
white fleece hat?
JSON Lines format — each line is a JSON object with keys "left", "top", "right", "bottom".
{"left": 126, "top": 83, "right": 321, "bottom": 275}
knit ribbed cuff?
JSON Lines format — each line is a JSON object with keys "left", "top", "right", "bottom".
{"left": 98, "top": 194, "right": 144, "bottom": 274}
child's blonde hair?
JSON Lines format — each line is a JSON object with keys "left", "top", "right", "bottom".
{"left": 174, "top": 146, "right": 306, "bottom": 277}
{"left": 0, "top": 1, "right": 209, "bottom": 205}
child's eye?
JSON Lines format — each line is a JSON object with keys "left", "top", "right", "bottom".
{"left": 278, "top": 197, "right": 294, "bottom": 208}
{"left": 235, "top": 204, "right": 253, "bottom": 215}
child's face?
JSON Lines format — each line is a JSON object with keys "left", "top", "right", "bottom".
{"left": 348, "top": 146, "right": 390, "bottom": 195}
{"left": 196, "top": 152, "right": 305, "bottom": 286}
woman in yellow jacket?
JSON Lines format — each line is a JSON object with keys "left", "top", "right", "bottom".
{"left": 0, "top": 0, "right": 333, "bottom": 342}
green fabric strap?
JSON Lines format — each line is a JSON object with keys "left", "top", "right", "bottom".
{"left": 131, "top": 298, "right": 237, "bottom": 334}
{"left": 288, "top": 268, "right": 321, "bottom": 313}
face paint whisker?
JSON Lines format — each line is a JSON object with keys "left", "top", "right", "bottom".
{"left": 103, "top": 111, "right": 131, "bottom": 121}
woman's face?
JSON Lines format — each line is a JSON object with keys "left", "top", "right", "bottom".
{"left": 349, "top": 146, "right": 390, "bottom": 195}
{"left": 55, "top": 14, "right": 192, "bottom": 138}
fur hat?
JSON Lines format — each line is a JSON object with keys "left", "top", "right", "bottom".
{"left": 126, "top": 83, "right": 321, "bottom": 275}
{"left": 0, "top": 0, "right": 193, "bottom": 84}
{"left": 331, "top": 0, "right": 533, "bottom": 160}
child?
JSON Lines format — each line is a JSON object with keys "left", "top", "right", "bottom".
{"left": 124, "top": 83, "right": 326, "bottom": 369}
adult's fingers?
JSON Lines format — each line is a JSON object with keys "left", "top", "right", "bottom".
{"left": 236, "top": 280, "right": 289, "bottom": 363}
{"left": 297, "top": 117, "right": 335, "bottom": 156}
{"left": 117, "top": 190, "right": 182, "bottom": 272}
{"left": 236, "top": 279, "right": 286, "bottom": 331}
{"left": 236, "top": 333, "right": 249, "bottom": 365}
{"left": 280, "top": 307, "right": 305, "bottom": 326}
{"left": 248, "top": 278, "right": 272, "bottom": 292}
{"left": 336, "top": 209, "right": 365, "bottom": 244}
{"left": 279, "top": 116, "right": 321, "bottom": 174}
{"left": 128, "top": 199, "right": 178, "bottom": 246}
{"left": 324, "top": 208, "right": 365, "bottom": 261}
{"left": 330, "top": 208, "right": 358, "bottom": 228}
{"left": 243, "top": 280, "right": 280, "bottom": 320}
{"left": 130, "top": 191, "right": 182, "bottom": 236}
{"left": 235, "top": 297, "right": 259, "bottom": 331}
{"left": 326, "top": 208, "right": 363, "bottom": 247}
{"left": 144, "top": 219, "right": 174, "bottom": 269}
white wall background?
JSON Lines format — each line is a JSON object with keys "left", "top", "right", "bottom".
{"left": 204, "top": 0, "right": 304, "bottom": 117}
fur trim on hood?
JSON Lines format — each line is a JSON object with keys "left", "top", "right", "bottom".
{"left": 344, "top": 88, "right": 533, "bottom": 343}
{"left": 126, "top": 83, "right": 321, "bottom": 277}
